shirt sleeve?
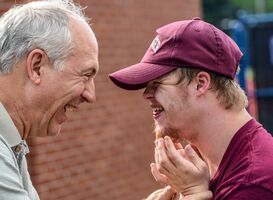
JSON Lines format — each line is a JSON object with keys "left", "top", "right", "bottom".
{"left": 0, "top": 137, "right": 32, "bottom": 200}
{"left": 214, "top": 183, "right": 273, "bottom": 200}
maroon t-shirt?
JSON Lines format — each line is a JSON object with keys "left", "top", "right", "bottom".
{"left": 209, "top": 118, "right": 273, "bottom": 199}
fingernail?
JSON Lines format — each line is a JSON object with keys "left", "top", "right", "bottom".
{"left": 165, "top": 185, "right": 171, "bottom": 190}
{"left": 185, "top": 144, "right": 193, "bottom": 152}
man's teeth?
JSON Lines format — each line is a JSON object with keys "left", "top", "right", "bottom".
{"left": 154, "top": 107, "right": 164, "bottom": 112}
{"left": 64, "top": 104, "right": 77, "bottom": 112}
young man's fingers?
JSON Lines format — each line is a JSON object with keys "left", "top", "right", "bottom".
{"left": 174, "top": 142, "right": 183, "bottom": 150}
{"left": 145, "top": 186, "right": 177, "bottom": 200}
{"left": 155, "top": 142, "right": 160, "bottom": 168}
{"left": 150, "top": 163, "right": 168, "bottom": 185}
{"left": 156, "top": 138, "right": 176, "bottom": 174}
{"left": 159, "top": 186, "right": 177, "bottom": 200}
{"left": 177, "top": 148, "right": 186, "bottom": 158}
{"left": 145, "top": 186, "right": 176, "bottom": 200}
{"left": 164, "top": 136, "right": 186, "bottom": 167}
{"left": 155, "top": 141, "right": 171, "bottom": 174}
{"left": 184, "top": 144, "right": 206, "bottom": 172}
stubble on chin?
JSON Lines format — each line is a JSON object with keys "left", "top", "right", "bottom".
{"left": 154, "top": 122, "right": 180, "bottom": 142}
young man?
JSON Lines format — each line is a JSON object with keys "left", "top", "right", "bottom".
{"left": 109, "top": 18, "right": 273, "bottom": 199}
{"left": 0, "top": 0, "right": 98, "bottom": 199}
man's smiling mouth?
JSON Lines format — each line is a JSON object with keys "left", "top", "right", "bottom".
{"left": 64, "top": 104, "right": 78, "bottom": 112}
{"left": 152, "top": 105, "right": 164, "bottom": 119}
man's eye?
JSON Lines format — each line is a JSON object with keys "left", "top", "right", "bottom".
{"left": 84, "top": 69, "right": 97, "bottom": 79}
{"left": 82, "top": 74, "right": 91, "bottom": 82}
{"left": 85, "top": 73, "right": 92, "bottom": 78}
{"left": 149, "top": 81, "right": 161, "bottom": 89}
{"left": 84, "top": 72, "right": 95, "bottom": 79}
{"left": 153, "top": 81, "right": 161, "bottom": 86}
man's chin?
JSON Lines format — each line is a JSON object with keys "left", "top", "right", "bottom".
{"left": 154, "top": 123, "right": 180, "bottom": 142}
{"left": 47, "top": 124, "right": 62, "bottom": 136}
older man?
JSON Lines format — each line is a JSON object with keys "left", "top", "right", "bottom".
{"left": 0, "top": 0, "right": 98, "bottom": 199}
{"left": 109, "top": 18, "right": 273, "bottom": 199}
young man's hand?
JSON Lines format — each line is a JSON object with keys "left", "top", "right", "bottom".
{"left": 145, "top": 186, "right": 212, "bottom": 200}
{"left": 145, "top": 186, "right": 180, "bottom": 200}
{"left": 151, "top": 136, "right": 211, "bottom": 197}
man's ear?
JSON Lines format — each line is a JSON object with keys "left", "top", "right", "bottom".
{"left": 26, "top": 49, "right": 49, "bottom": 85}
{"left": 194, "top": 71, "right": 211, "bottom": 96}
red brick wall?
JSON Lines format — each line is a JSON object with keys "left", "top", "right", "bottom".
{"left": 0, "top": 0, "right": 202, "bottom": 199}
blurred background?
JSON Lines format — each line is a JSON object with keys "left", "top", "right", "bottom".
{"left": 1, "top": 0, "right": 273, "bottom": 200}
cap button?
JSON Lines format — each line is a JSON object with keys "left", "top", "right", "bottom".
{"left": 193, "top": 17, "right": 201, "bottom": 20}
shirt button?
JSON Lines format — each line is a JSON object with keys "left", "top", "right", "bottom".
{"left": 15, "top": 145, "right": 21, "bottom": 153}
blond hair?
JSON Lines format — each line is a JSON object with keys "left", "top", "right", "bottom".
{"left": 174, "top": 68, "right": 248, "bottom": 110}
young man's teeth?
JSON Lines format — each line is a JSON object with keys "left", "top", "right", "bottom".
{"left": 154, "top": 107, "right": 164, "bottom": 112}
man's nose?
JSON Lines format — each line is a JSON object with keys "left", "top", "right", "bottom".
{"left": 143, "top": 85, "right": 155, "bottom": 100}
{"left": 82, "top": 79, "right": 96, "bottom": 103}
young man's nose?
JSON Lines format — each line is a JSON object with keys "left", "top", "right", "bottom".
{"left": 143, "top": 85, "right": 156, "bottom": 100}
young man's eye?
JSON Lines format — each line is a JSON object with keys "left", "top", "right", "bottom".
{"left": 155, "top": 80, "right": 163, "bottom": 85}
{"left": 149, "top": 81, "right": 161, "bottom": 89}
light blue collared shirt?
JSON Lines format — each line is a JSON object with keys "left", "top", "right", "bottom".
{"left": 0, "top": 103, "right": 40, "bottom": 200}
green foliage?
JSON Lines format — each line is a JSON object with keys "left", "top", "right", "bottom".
{"left": 230, "top": 0, "right": 255, "bottom": 11}
{"left": 203, "top": 0, "right": 273, "bottom": 27}
{"left": 265, "top": 0, "right": 273, "bottom": 12}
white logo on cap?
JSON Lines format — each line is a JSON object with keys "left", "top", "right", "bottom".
{"left": 150, "top": 36, "right": 161, "bottom": 53}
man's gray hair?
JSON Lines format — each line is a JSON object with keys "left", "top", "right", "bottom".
{"left": 0, "top": 0, "right": 88, "bottom": 74}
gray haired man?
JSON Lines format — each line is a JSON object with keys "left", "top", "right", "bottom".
{"left": 0, "top": 1, "right": 98, "bottom": 199}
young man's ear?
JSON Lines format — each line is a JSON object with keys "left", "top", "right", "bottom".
{"left": 26, "top": 49, "right": 49, "bottom": 85}
{"left": 194, "top": 71, "right": 211, "bottom": 96}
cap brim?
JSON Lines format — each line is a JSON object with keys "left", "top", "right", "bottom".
{"left": 109, "top": 62, "right": 177, "bottom": 90}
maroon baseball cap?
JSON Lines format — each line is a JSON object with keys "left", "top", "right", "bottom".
{"left": 109, "top": 17, "right": 243, "bottom": 90}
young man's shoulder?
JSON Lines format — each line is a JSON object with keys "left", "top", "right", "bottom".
{"left": 221, "top": 118, "right": 273, "bottom": 185}
{"left": 210, "top": 119, "right": 273, "bottom": 199}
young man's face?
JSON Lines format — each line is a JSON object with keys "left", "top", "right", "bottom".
{"left": 143, "top": 69, "right": 194, "bottom": 141}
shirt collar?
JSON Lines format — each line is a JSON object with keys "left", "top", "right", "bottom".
{"left": 0, "top": 103, "right": 22, "bottom": 147}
